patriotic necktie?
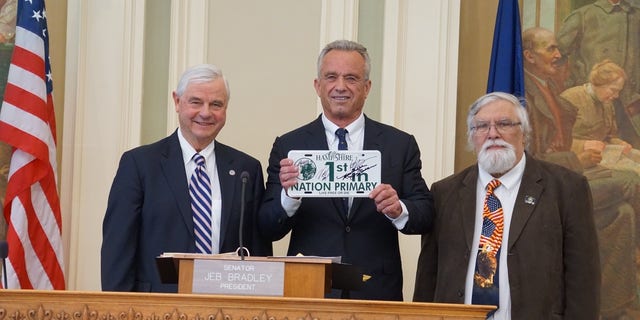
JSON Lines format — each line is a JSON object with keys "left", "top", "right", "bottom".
{"left": 335, "top": 128, "right": 349, "bottom": 215}
{"left": 189, "top": 153, "right": 213, "bottom": 254}
{"left": 472, "top": 179, "right": 504, "bottom": 309}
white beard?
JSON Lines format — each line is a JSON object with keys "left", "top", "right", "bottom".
{"left": 478, "top": 139, "right": 517, "bottom": 175}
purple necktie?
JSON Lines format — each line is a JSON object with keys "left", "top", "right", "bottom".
{"left": 189, "top": 153, "right": 213, "bottom": 254}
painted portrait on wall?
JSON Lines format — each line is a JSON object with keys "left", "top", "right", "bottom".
{"left": 522, "top": 0, "right": 640, "bottom": 318}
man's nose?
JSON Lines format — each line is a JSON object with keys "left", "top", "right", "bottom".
{"left": 334, "top": 77, "right": 348, "bottom": 89}
{"left": 487, "top": 124, "right": 501, "bottom": 137}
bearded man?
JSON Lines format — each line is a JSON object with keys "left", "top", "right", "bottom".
{"left": 413, "top": 92, "right": 600, "bottom": 320}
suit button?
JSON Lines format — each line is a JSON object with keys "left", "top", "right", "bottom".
{"left": 345, "top": 226, "right": 351, "bottom": 232}
{"left": 457, "top": 290, "right": 464, "bottom": 297}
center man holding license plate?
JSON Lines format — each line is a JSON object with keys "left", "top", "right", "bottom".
{"left": 259, "top": 40, "right": 435, "bottom": 301}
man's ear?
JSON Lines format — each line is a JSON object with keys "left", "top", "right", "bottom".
{"left": 172, "top": 92, "right": 180, "bottom": 112}
{"left": 522, "top": 49, "right": 535, "bottom": 64}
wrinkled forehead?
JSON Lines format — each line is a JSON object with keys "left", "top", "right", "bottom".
{"left": 533, "top": 32, "right": 558, "bottom": 51}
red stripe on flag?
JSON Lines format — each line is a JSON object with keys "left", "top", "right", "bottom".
{"left": 10, "top": 45, "right": 46, "bottom": 80}
{"left": 4, "top": 221, "right": 31, "bottom": 288}
{"left": 20, "top": 190, "right": 63, "bottom": 288}
{"left": 40, "top": 170, "right": 62, "bottom": 231}
{"left": 46, "top": 96, "right": 56, "bottom": 142}
{"left": 7, "top": 158, "right": 61, "bottom": 230}
{"left": 3, "top": 82, "right": 49, "bottom": 121}
{"left": 0, "top": 122, "right": 51, "bottom": 184}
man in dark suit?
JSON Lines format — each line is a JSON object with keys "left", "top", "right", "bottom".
{"left": 258, "top": 40, "right": 434, "bottom": 301}
{"left": 101, "top": 64, "right": 272, "bottom": 293}
{"left": 413, "top": 92, "right": 600, "bottom": 319}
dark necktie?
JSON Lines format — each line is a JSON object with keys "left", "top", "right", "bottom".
{"left": 335, "top": 128, "right": 349, "bottom": 215}
{"left": 189, "top": 153, "right": 213, "bottom": 254}
{"left": 472, "top": 179, "right": 503, "bottom": 309}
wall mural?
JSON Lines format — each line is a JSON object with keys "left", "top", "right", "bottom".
{"left": 523, "top": 0, "right": 640, "bottom": 318}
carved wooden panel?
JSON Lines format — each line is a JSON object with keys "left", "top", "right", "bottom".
{"left": 0, "top": 290, "right": 493, "bottom": 320}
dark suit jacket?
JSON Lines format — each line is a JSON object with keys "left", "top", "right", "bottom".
{"left": 413, "top": 154, "right": 600, "bottom": 319}
{"left": 101, "top": 131, "right": 272, "bottom": 292}
{"left": 259, "top": 115, "right": 434, "bottom": 301}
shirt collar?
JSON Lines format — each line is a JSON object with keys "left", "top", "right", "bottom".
{"left": 177, "top": 129, "right": 216, "bottom": 165}
{"left": 321, "top": 112, "right": 365, "bottom": 144}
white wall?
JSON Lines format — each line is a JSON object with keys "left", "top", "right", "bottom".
{"left": 61, "top": 0, "right": 460, "bottom": 301}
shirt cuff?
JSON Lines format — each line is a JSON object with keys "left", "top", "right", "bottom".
{"left": 387, "top": 200, "right": 409, "bottom": 230}
{"left": 281, "top": 189, "right": 301, "bottom": 217}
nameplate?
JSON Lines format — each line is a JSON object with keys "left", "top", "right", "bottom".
{"left": 192, "top": 259, "right": 284, "bottom": 296}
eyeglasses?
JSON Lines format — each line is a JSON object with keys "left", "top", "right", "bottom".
{"left": 471, "top": 120, "right": 522, "bottom": 135}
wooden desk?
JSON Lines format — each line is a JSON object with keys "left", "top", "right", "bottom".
{"left": 0, "top": 290, "right": 494, "bottom": 320}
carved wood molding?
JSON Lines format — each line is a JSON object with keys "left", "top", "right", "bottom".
{"left": 0, "top": 290, "right": 493, "bottom": 320}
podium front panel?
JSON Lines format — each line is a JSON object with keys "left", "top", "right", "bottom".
{"left": 283, "top": 261, "right": 330, "bottom": 298}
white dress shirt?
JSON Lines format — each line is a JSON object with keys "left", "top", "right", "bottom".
{"left": 464, "top": 155, "right": 526, "bottom": 320}
{"left": 177, "top": 129, "right": 222, "bottom": 254}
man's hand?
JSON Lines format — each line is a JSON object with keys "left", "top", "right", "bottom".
{"left": 279, "top": 158, "right": 299, "bottom": 195}
{"left": 577, "top": 149, "right": 602, "bottom": 168}
{"left": 583, "top": 140, "right": 606, "bottom": 153}
{"left": 369, "top": 183, "right": 402, "bottom": 218}
{"left": 619, "top": 141, "right": 633, "bottom": 155}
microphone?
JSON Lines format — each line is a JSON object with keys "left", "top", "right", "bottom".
{"left": 0, "top": 240, "right": 7, "bottom": 289}
{"left": 238, "top": 171, "right": 250, "bottom": 260}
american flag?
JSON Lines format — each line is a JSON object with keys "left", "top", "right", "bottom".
{"left": 0, "top": 0, "right": 64, "bottom": 289}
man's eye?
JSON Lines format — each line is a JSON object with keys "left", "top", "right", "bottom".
{"left": 496, "top": 121, "right": 510, "bottom": 129}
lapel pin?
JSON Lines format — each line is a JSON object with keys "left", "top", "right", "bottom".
{"left": 524, "top": 195, "right": 536, "bottom": 205}
{"left": 229, "top": 170, "right": 236, "bottom": 176}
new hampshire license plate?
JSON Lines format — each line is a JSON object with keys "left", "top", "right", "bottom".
{"left": 287, "top": 150, "right": 381, "bottom": 197}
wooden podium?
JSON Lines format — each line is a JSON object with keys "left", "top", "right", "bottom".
{"left": 157, "top": 253, "right": 353, "bottom": 298}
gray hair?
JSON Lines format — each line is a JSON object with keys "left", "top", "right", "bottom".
{"left": 317, "top": 40, "right": 371, "bottom": 80}
{"left": 175, "top": 64, "right": 230, "bottom": 100}
{"left": 466, "top": 92, "right": 531, "bottom": 150}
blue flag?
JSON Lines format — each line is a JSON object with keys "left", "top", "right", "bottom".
{"left": 486, "top": 0, "right": 525, "bottom": 100}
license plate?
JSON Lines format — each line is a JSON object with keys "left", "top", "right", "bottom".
{"left": 287, "top": 150, "right": 381, "bottom": 197}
